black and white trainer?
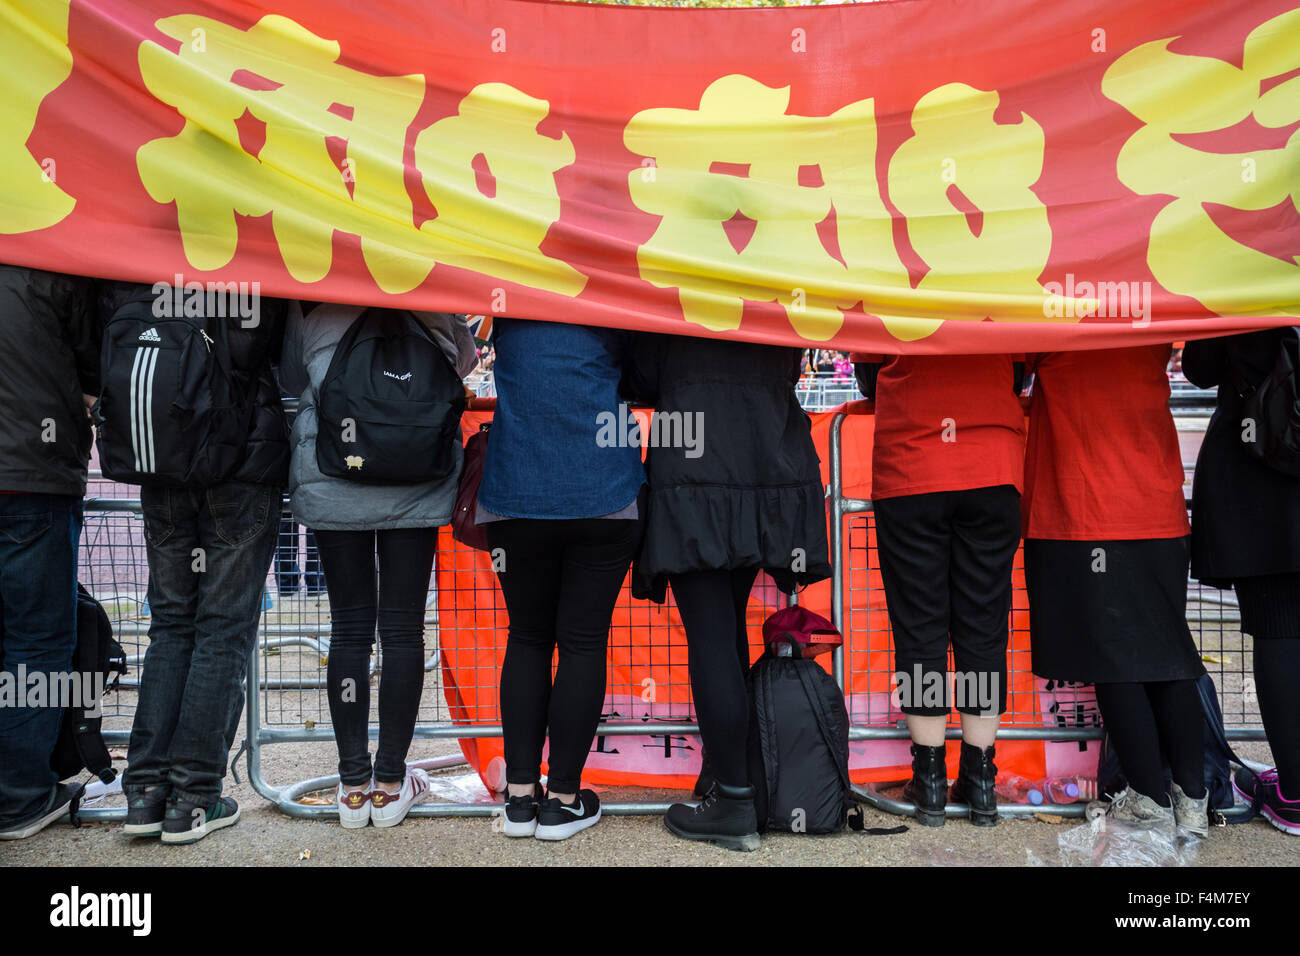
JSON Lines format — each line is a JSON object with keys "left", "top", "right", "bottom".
{"left": 160, "top": 795, "right": 241, "bottom": 845}
{"left": 534, "top": 788, "right": 601, "bottom": 841}
{"left": 123, "top": 784, "right": 170, "bottom": 838}
{"left": 501, "top": 782, "right": 544, "bottom": 838}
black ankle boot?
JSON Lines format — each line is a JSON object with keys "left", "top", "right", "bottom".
{"left": 665, "top": 781, "right": 760, "bottom": 852}
{"left": 692, "top": 751, "right": 714, "bottom": 798}
{"left": 902, "top": 743, "right": 948, "bottom": 827}
{"left": 949, "top": 742, "right": 999, "bottom": 827}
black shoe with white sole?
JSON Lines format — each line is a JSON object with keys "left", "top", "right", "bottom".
{"left": 535, "top": 789, "right": 601, "bottom": 841}
{"left": 123, "top": 784, "right": 170, "bottom": 838}
{"left": 161, "top": 796, "right": 241, "bottom": 845}
{"left": 502, "top": 783, "right": 544, "bottom": 838}
{"left": 0, "top": 782, "right": 83, "bottom": 841}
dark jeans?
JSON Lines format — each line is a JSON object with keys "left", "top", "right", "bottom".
{"left": 669, "top": 568, "right": 760, "bottom": 788}
{"left": 314, "top": 528, "right": 437, "bottom": 786}
{"left": 0, "top": 494, "right": 82, "bottom": 828}
{"left": 275, "top": 516, "right": 324, "bottom": 593}
{"left": 488, "top": 518, "right": 640, "bottom": 794}
{"left": 125, "top": 482, "right": 280, "bottom": 806}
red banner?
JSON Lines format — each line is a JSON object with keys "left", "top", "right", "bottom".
{"left": 2, "top": 0, "right": 1297, "bottom": 352}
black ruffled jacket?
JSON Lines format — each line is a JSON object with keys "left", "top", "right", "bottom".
{"left": 621, "top": 333, "right": 832, "bottom": 603}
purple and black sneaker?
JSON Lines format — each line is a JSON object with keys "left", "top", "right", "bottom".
{"left": 1234, "top": 766, "right": 1300, "bottom": 836}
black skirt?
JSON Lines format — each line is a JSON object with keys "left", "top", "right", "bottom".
{"left": 1024, "top": 536, "right": 1206, "bottom": 684}
{"left": 632, "top": 481, "right": 832, "bottom": 603}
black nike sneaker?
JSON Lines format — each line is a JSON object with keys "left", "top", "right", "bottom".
{"left": 534, "top": 789, "right": 601, "bottom": 841}
{"left": 501, "top": 782, "right": 544, "bottom": 838}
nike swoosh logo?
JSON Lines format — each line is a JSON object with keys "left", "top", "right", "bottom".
{"left": 562, "top": 801, "right": 584, "bottom": 817}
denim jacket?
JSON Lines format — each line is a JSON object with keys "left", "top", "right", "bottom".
{"left": 477, "top": 318, "right": 644, "bottom": 519}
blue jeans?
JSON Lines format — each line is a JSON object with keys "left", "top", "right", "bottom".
{"left": 125, "top": 482, "right": 280, "bottom": 806}
{"left": 0, "top": 494, "right": 82, "bottom": 828}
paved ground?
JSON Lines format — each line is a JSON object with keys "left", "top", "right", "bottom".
{"left": 3, "top": 733, "right": 1295, "bottom": 868}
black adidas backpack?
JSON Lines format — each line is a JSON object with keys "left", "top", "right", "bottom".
{"left": 746, "top": 648, "right": 853, "bottom": 834}
{"left": 315, "top": 308, "right": 466, "bottom": 484}
{"left": 94, "top": 296, "right": 251, "bottom": 487}
{"left": 51, "top": 586, "right": 127, "bottom": 785}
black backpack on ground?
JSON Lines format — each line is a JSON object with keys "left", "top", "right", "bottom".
{"left": 51, "top": 586, "right": 127, "bottom": 785}
{"left": 746, "top": 648, "right": 852, "bottom": 834}
{"left": 94, "top": 297, "right": 251, "bottom": 486}
{"left": 315, "top": 308, "right": 466, "bottom": 484}
{"left": 1231, "top": 326, "right": 1300, "bottom": 478}
{"left": 1097, "top": 672, "right": 1242, "bottom": 822}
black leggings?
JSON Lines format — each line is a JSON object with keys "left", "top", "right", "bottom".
{"left": 488, "top": 518, "right": 640, "bottom": 794}
{"left": 669, "top": 568, "right": 760, "bottom": 789}
{"left": 1094, "top": 679, "right": 1205, "bottom": 806}
{"left": 1236, "top": 574, "right": 1300, "bottom": 798}
{"left": 315, "top": 528, "right": 437, "bottom": 787}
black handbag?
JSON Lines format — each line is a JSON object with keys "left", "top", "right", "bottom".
{"left": 1232, "top": 327, "right": 1300, "bottom": 478}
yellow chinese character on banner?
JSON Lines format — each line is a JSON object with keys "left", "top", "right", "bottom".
{"left": 626, "top": 75, "right": 1076, "bottom": 342}
{"left": 1102, "top": 8, "right": 1300, "bottom": 317}
{"left": 138, "top": 15, "right": 583, "bottom": 297}
{"left": 0, "top": 0, "right": 76, "bottom": 234}
{"left": 626, "top": 75, "right": 907, "bottom": 341}
{"left": 888, "top": 83, "right": 1080, "bottom": 336}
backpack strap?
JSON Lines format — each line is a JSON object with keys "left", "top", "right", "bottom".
{"left": 790, "top": 659, "right": 853, "bottom": 796}
{"left": 72, "top": 586, "right": 119, "bottom": 785}
{"left": 788, "top": 659, "right": 909, "bottom": 836}
{"left": 754, "top": 657, "right": 781, "bottom": 817}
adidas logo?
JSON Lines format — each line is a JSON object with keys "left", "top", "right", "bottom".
{"left": 138, "top": 327, "right": 161, "bottom": 343}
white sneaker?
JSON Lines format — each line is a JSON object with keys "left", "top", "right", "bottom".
{"left": 336, "top": 781, "right": 373, "bottom": 829}
{"left": 369, "top": 769, "right": 430, "bottom": 828}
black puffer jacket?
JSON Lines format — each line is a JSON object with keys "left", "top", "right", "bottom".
{"left": 0, "top": 265, "right": 98, "bottom": 496}
{"left": 96, "top": 281, "right": 290, "bottom": 487}
{"left": 1184, "top": 328, "right": 1300, "bottom": 587}
{"left": 623, "top": 333, "right": 832, "bottom": 602}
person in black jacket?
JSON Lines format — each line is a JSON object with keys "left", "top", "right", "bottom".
{"left": 97, "top": 280, "right": 291, "bottom": 845}
{"left": 0, "top": 265, "right": 97, "bottom": 841}
{"left": 1184, "top": 328, "right": 1300, "bottom": 836}
{"left": 624, "top": 333, "right": 831, "bottom": 851}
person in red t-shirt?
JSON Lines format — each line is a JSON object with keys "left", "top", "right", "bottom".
{"left": 1022, "top": 345, "right": 1207, "bottom": 833}
{"left": 856, "top": 352, "right": 1025, "bottom": 828}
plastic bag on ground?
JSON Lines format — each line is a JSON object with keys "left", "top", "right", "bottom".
{"left": 1057, "top": 814, "right": 1201, "bottom": 866}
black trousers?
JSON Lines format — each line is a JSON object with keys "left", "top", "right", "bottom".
{"left": 315, "top": 528, "right": 437, "bottom": 786}
{"left": 488, "top": 518, "right": 640, "bottom": 794}
{"left": 1236, "top": 573, "right": 1300, "bottom": 797}
{"left": 1094, "top": 679, "right": 1206, "bottom": 805}
{"left": 873, "top": 485, "right": 1021, "bottom": 717}
{"left": 669, "top": 568, "right": 760, "bottom": 788}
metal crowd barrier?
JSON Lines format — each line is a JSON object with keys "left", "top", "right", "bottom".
{"left": 77, "top": 387, "right": 1260, "bottom": 825}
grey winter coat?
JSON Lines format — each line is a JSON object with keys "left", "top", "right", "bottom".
{"left": 279, "top": 303, "right": 477, "bottom": 531}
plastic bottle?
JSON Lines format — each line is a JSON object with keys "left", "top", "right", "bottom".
{"left": 1039, "top": 777, "right": 1082, "bottom": 804}
{"left": 995, "top": 773, "right": 1044, "bottom": 804}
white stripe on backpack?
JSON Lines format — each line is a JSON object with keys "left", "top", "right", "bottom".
{"left": 130, "top": 346, "right": 160, "bottom": 474}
